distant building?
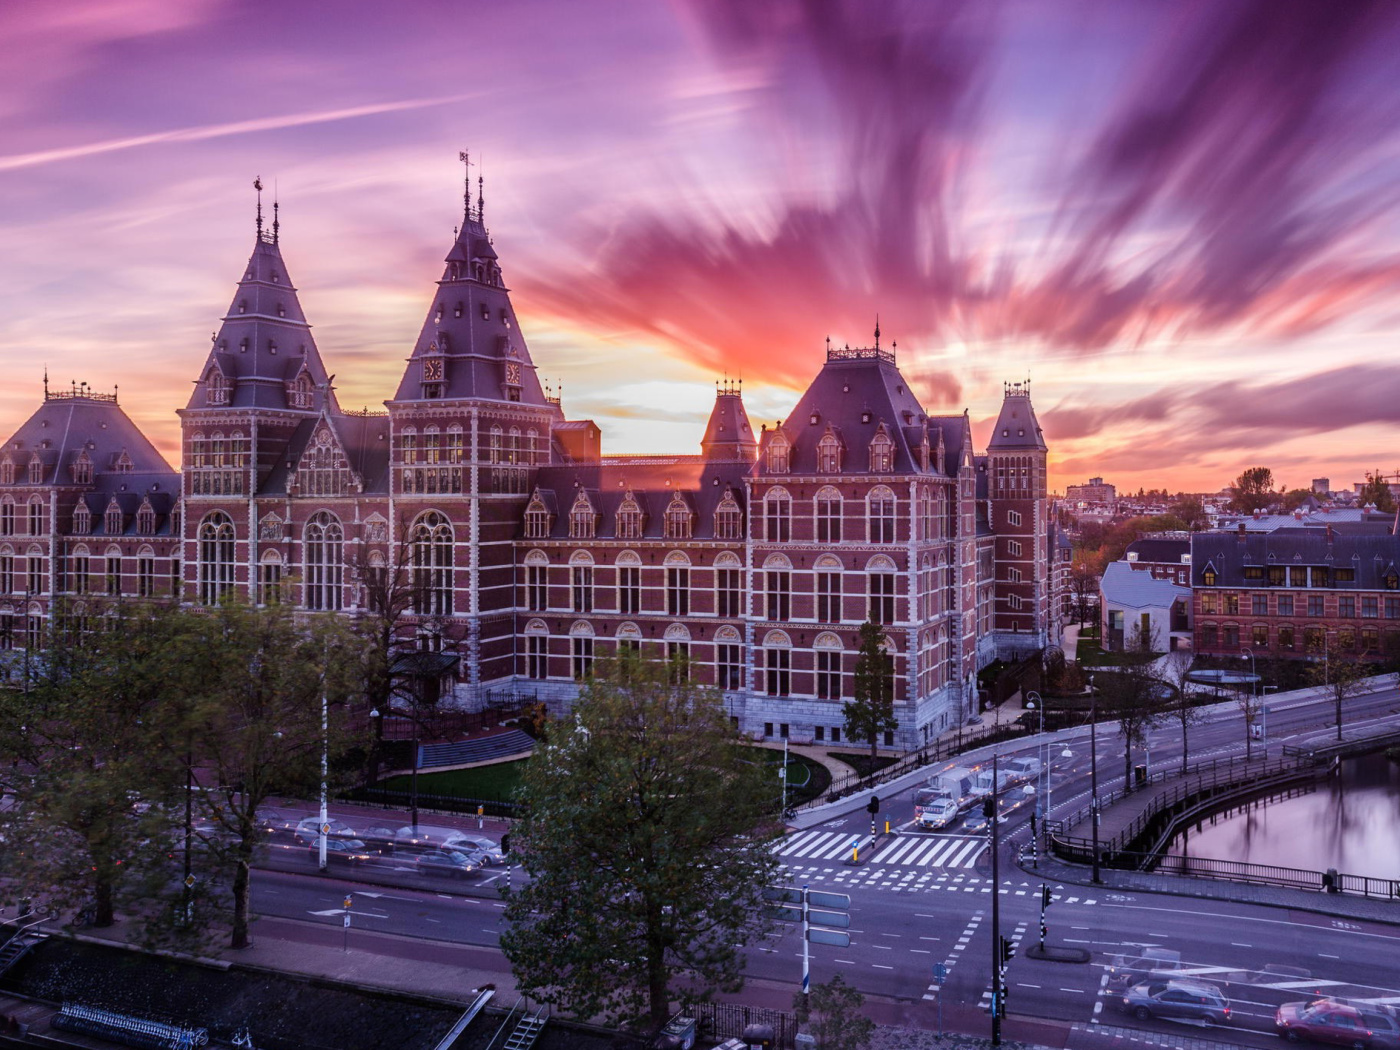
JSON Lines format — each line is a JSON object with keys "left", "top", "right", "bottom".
{"left": 1124, "top": 537, "right": 1191, "bottom": 586}
{"left": 1099, "top": 561, "right": 1190, "bottom": 652}
{"left": 1066, "top": 477, "right": 1116, "bottom": 504}
{"left": 1312, "top": 478, "right": 1330, "bottom": 495}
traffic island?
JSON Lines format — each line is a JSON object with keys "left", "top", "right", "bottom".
{"left": 841, "top": 835, "right": 876, "bottom": 866}
{"left": 1022, "top": 944, "right": 1090, "bottom": 963}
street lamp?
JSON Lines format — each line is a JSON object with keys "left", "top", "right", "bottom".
{"left": 1089, "top": 674, "right": 1100, "bottom": 884}
{"left": 318, "top": 693, "right": 329, "bottom": 873}
{"left": 1024, "top": 691, "right": 1046, "bottom": 851}
{"left": 1240, "top": 647, "right": 1257, "bottom": 760}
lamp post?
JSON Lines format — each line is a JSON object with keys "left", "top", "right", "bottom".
{"left": 1024, "top": 690, "right": 1045, "bottom": 860}
{"left": 1089, "top": 674, "right": 1100, "bottom": 884}
{"left": 1240, "top": 647, "right": 1256, "bottom": 760}
{"left": 318, "top": 693, "right": 329, "bottom": 873}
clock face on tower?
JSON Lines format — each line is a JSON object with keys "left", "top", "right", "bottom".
{"left": 505, "top": 361, "right": 521, "bottom": 386}
{"left": 423, "top": 357, "right": 444, "bottom": 382}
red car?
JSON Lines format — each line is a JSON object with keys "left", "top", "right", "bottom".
{"left": 1276, "top": 999, "right": 1400, "bottom": 1049}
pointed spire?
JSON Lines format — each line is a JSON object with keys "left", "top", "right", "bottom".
{"left": 874, "top": 314, "right": 881, "bottom": 349}
{"left": 478, "top": 171, "right": 485, "bottom": 224}
{"left": 254, "top": 176, "right": 263, "bottom": 238}
{"left": 458, "top": 149, "right": 473, "bottom": 223}
{"left": 43, "top": 365, "right": 49, "bottom": 400}
{"left": 272, "top": 197, "right": 280, "bottom": 245}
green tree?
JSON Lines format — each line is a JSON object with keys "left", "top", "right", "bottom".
{"left": 168, "top": 600, "right": 363, "bottom": 949}
{"left": 1280, "top": 488, "right": 1315, "bottom": 513}
{"left": 1168, "top": 495, "right": 1209, "bottom": 531}
{"left": 1096, "top": 631, "right": 1166, "bottom": 791}
{"left": 500, "top": 652, "right": 780, "bottom": 1028}
{"left": 1229, "top": 467, "right": 1276, "bottom": 514}
{"left": 844, "top": 620, "right": 897, "bottom": 761}
{"left": 793, "top": 975, "right": 875, "bottom": 1050}
{"left": 1359, "top": 472, "right": 1397, "bottom": 514}
{"left": 0, "top": 601, "right": 184, "bottom": 928}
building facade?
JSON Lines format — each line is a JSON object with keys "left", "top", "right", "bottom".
{"left": 0, "top": 180, "right": 1056, "bottom": 748}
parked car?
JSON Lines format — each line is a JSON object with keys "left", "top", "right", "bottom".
{"left": 293, "top": 817, "right": 356, "bottom": 845}
{"left": 1277, "top": 999, "right": 1400, "bottom": 1048}
{"left": 356, "top": 826, "right": 399, "bottom": 855}
{"left": 310, "top": 839, "right": 375, "bottom": 867}
{"left": 1120, "top": 979, "right": 1230, "bottom": 1024}
{"left": 414, "top": 849, "right": 481, "bottom": 880}
{"left": 1107, "top": 947, "right": 1182, "bottom": 989}
{"left": 442, "top": 834, "right": 505, "bottom": 865}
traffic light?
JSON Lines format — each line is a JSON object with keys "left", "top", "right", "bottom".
{"left": 1041, "top": 885, "right": 1052, "bottom": 908}
{"left": 866, "top": 794, "right": 880, "bottom": 815}
{"left": 982, "top": 797, "right": 995, "bottom": 819}
{"left": 999, "top": 936, "right": 1015, "bottom": 965}
{"left": 500, "top": 833, "right": 511, "bottom": 855}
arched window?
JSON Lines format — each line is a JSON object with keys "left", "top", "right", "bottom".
{"left": 288, "top": 370, "right": 314, "bottom": 410}
{"left": 714, "top": 491, "right": 743, "bottom": 541}
{"left": 664, "top": 496, "right": 692, "bottom": 540}
{"left": 765, "top": 488, "right": 791, "bottom": 543}
{"left": 569, "top": 493, "right": 596, "bottom": 539}
{"left": 817, "top": 431, "right": 842, "bottom": 473}
{"left": 208, "top": 368, "right": 230, "bottom": 406}
{"left": 410, "top": 511, "right": 453, "bottom": 616}
{"left": 198, "top": 511, "right": 236, "bottom": 605}
{"left": 489, "top": 426, "right": 503, "bottom": 466}
{"left": 814, "top": 631, "right": 844, "bottom": 700}
{"left": 27, "top": 497, "right": 43, "bottom": 536}
{"left": 0, "top": 498, "right": 12, "bottom": 537}
{"left": 869, "top": 428, "right": 894, "bottom": 472}
{"left": 766, "top": 431, "right": 790, "bottom": 474}
{"left": 28, "top": 454, "right": 44, "bottom": 485}
{"left": 764, "top": 630, "right": 792, "bottom": 697}
{"left": 259, "top": 550, "right": 284, "bottom": 606}
{"left": 0, "top": 457, "right": 13, "bottom": 486}
{"left": 71, "top": 450, "right": 93, "bottom": 485}
{"left": 815, "top": 486, "right": 842, "bottom": 543}
{"left": 616, "top": 493, "right": 643, "bottom": 540}
{"left": 104, "top": 499, "right": 123, "bottom": 536}
{"left": 72, "top": 501, "right": 91, "bottom": 535}
{"left": 815, "top": 553, "right": 842, "bottom": 624}
{"left": 304, "top": 511, "right": 343, "bottom": 611}
{"left": 524, "top": 494, "right": 552, "bottom": 539}
{"left": 868, "top": 486, "right": 896, "bottom": 544}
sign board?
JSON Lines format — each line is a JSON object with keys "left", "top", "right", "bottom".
{"left": 807, "top": 928, "right": 850, "bottom": 948}
{"left": 808, "top": 908, "right": 850, "bottom": 929}
{"left": 343, "top": 913, "right": 351, "bottom": 928}
{"left": 322, "top": 823, "right": 331, "bottom": 835}
{"left": 763, "top": 887, "right": 802, "bottom": 904}
{"left": 807, "top": 890, "right": 850, "bottom": 911}
{"left": 184, "top": 875, "right": 196, "bottom": 889}
{"left": 763, "top": 906, "right": 804, "bottom": 923}
{"left": 934, "top": 962, "right": 947, "bottom": 984}
{"left": 343, "top": 896, "right": 353, "bottom": 910}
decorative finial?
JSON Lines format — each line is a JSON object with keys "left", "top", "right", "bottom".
{"left": 254, "top": 176, "right": 263, "bottom": 237}
{"left": 874, "top": 315, "right": 881, "bottom": 349}
{"left": 43, "top": 365, "right": 49, "bottom": 399}
{"left": 477, "top": 154, "right": 485, "bottom": 223}
{"left": 272, "top": 198, "right": 280, "bottom": 244}
{"left": 458, "top": 150, "right": 473, "bottom": 222}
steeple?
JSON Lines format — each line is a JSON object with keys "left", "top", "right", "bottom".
{"left": 390, "top": 162, "right": 549, "bottom": 406}
{"left": 184, "top": 187, "right": 335, "bottom": 414}
{"left": 700, "top": 378, "right": 757, "bottom": 463}
{"left": 986, "top": 379, "right": 1046, "bottom": 451}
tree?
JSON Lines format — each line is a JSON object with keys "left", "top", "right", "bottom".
{"left": 1096, "top": 629, "right": 1166, "bottom": 792}
{"left": 500, "top": 652, "right": 780, "bottom": 1028}
{"left": 793, "top": 975, "right": 875, "bottom": 1050}
{"left": 1359, "top": 472, "right": 1397, "bottom": 514}
{"left": 1280, "top": 488, "right": 1315, "bottom": 513}
{"left": 1168, "top": 495, "right": 1208, "bottom": 531}
{"left": 1070, "top": 559, "right": 1099, "bottom": 627}
{"left": 844, "top": 620, "right": 897, "bottom": 761}
{"left": 1305, "top": 638, "right": 1373, "bottom": 743}
{"left": 1229, "top": 467, "right": 1276, "bottom": 514}
{"left": 1157, "top": 651, "right": 1206, "bottom": 774}
{"left": 0, "top": 601, "right": 185, "bottom": 928}
{"left": 167, "top": 600, "right": 363, "bottom": 949}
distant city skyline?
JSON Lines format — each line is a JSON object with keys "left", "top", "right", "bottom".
{"left": 4, "top": 0, "right": 1400, "bottom": 492}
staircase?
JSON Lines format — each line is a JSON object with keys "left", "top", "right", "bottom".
{"left": 500, "top": 1001, "right": 549, "bottom": 1050}
{"left": 418, "top": 729, "right": 534, "bottom": 769}
{"left": 0, "top": 915, "right": 49, "bottom": 979}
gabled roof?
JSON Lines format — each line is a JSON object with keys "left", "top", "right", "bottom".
{"left": 1126, "top": 538, "right": 1190, "bottom": 564}
{"left": 1191, "top": 531, "right": 1400, "bottom": 588}
{"left": 185, "top": 232, "right": 337, "bottom": 414}
{"left": 1101, "top": 560, "right": 1189, "bottom": 610}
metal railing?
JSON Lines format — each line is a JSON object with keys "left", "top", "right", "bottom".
{"left": 687, "top": 1001, "right": 797, "bottom": 1049}
{"left": 1107, "top": 850, "right": 1400, "bottom": 901}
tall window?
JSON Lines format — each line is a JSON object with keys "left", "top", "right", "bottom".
{"left": 572, "top": 635, "right": 594, "bottom": 679}
{"left": 28, "top": 500, "right": 42, "bottom": 535}
{"left": 106, "top": 555, "right": 121, "bottom": 596}
{"left": 569, "top": 498, "right": 595, "bottom": 539}
{"left": 1278, "top": 625, "right": 1294, "bottom": 650}
{"left": 136, "top": 502, "right": 155, "bottom": 535}
{"left": 0, "top": 555, "right": 11, "bottom": 594}
{"left": 716, "top": 567, "right": 741, "bottom": 618}
{"left": 868, "top": 491, "right": 896, "bottom": 543}
{"left": 616, "top": 497, "right": 643, "bottom": 540}
{"left": 524, "top": 500, "right": 551, "bottom": 539}
{"left": 27, "top": 552, "right": 43, "bottom": 595}
{"left": 766, "top": 493, "right": 791, "bottom": 543}
{"left": 0, "top": 501, "right": 11, "bottom": 536}
{"left": 70, "top": 555, "right": 89, "bottom": 595}
{"left": 817, "top": 571, "right": 842, "bottom": 623}
{"left": 618, "top": 565, "right": 641, "bottom": 614}
{"left": 869, "top": 432, "right": 894, "bottom": 472}
{"left": 667, "top": 565, "right": 690, "bottom": 616}
{"left": 410, "top": 511, "right": 453, "bottom": 616}
{"left": 105, "top": 504, "right": 123, "bottom": 535}
{"left": 664, "top": 498, "right": 692, "bottom": 540}
{"left": 714, "top": 496, "right": 743, "bottom": 540}
{"left": 527, "top": 634, "right": 548, "bottom": 679}
{"left": 198, "top": 511, "right": 236, "bottom": 605}
{"left": 816, "top": 649, "right": 842, "bottom": 700}
{"left": 766, "top": 436, "right": 790, "bottom": 474}
{"left": 817, "top": 434, "right": 842, "bottom": 473}
{"left": 304, "top": 511, "right": 344, "bottom": 611}
{"left": 766, "top": 570, "right": 791, "bottom": 621}
{"left": 717, "top": 643, "right": 743, "bottom": 690}
{"left": 571, "top": 564, "right": 594, "bottom": 613}
{"left": 138, "top": 555, "right": 155, "bottom": 598}
{"left": 72, "top": 503, "right": 91, "bottom": 535}
{"left": 527, "top": 564, "right": 548, "bottom": 611}
{"left": 258, "top": 556, "right": 282, "bottom": 605}
{"left": 870, "top": 572, "right": 896, "bottom": 624}
{"left": 766, "top": 648, "right": 791, "bottom": 696}
{"left": 667, "top": 642, "right": 690, "bottom": 680}
{"left": 816, "top": 492, "right": 842, "bottom": 543}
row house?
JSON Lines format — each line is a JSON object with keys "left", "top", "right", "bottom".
{"left": 1192, "top": 528, "right": 1400, "bottom": 661}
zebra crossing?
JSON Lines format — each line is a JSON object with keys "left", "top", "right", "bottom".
{"left": 775, "top": 829, "right": 987, "bottom": 870}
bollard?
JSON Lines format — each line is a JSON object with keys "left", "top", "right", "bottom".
{"left": 884, "top": 819, "right": 890, "bottom": 835}
{"left": 852, "top": 845, "right": 858, "bottom": 863}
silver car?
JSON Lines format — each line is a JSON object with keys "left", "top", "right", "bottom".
{"left": 1121, "top": 979, "right": 1230, "bottom": 1024}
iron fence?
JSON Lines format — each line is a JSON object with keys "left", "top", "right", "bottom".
{"left": 1087, "top": 849, "right": 1400, "bottom": 901}
{"left": 686, "top": 1002, "right": 797, "bottom": 1049}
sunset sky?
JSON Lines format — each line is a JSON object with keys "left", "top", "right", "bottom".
{"left": 3, "top": 0, "right": 1400, "bottom": 494}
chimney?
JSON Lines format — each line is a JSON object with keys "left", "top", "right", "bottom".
{"left": 1237, "top": 521, "right": 1247, "bottom": 539}
{"left": 1326, "top": 523, "right": 1334, "bottom": 544}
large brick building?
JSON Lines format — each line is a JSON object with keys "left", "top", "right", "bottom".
{"left": 0, "top": 179, "right": 1056, "bottom": 748}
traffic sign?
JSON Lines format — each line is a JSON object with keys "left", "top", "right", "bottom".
{"left": 807, "top": 890, "right": 850, "bottom": 910}
{"left": 763, "top": 905, "right": 804, "bottom": 923}
{"left": 184, "top": 875, "right": 196, "bottom": 889}
{"left": 934, "top": 962, "right": 947, "bottom": 984}
{"left": 763, "top": 887, "right": 802, "bottom": 904}
{"left": 807, "top": 928, "right": 850, "bottom": 948}
{"left": 808, "top": 908, "right": 850, "bottom": 929}
{"left": 343, "top": 913, "right": 351, "bottom": 928}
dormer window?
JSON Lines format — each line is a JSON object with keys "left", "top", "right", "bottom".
{"left": 288, "top": 371, "right": 314, "bottom": 410}
{"left": 239, "top": 338, "right": 249, "bottom": 353}
{"left": 72, "top": 502, "right": 91, "bottom": 534}
{"left": 268, "top": 340, "right": 277, "bottom": 354}
{"left": 664, "top": 496, "right": 693, "bottom": 540}
{"left": 766, "top": 432, "right": 790, "bottom": 474}
{"left": 435, "top": 303, "right": 444, "bottom": 322}
{"left": 238, "top": 299, "right": 247, "bottom": 314}
{"left": 862, "top": 411, "right": 872, "bottom": 424}
{"left": 569, "top": 494, "right": 596, "bottom": 539}
{"left": 136, "top": 500, "right": 156, "bottom": 536}
{"left": 0, "top": 458, "right": 13, "bottom": 485}
{"left": 208, "top": 370, "right": 230, "bottom": 406}
{"left": 616, "top": 494, "right": 643, "bottom": 540}
{"left": 817, "top": 431, "right": 842, "bottom": 474}
{"left": 114, "top": 450, "right": 133, "bottom": 474}
{"left": 454, "top": 301, "right": 463, "bottom": 318}
{"left": 105, "top": 500, "right": 123, "bottom": 535}
{"left": 869, "top": 429, "right": 894, "bottom": 472}
{"left": 1203, "top": 568, "right": 1217, "bottom": 586}
{"left": 276, "top": 303, "right": 285, "bottom": 317}
{"left": 714, "top": 494, "right": 743, "bottom": 541}
{"left": 27, "top": 454, "right": 43, "bottom": 484}
{"left": 482, "top": 304, "right": 490, "bottom": 320}
{"left": 70, "top": 450, "right": 93, "bottom": 486}
{"left": 502, "top": 310, "right": 511, "bottom": 329}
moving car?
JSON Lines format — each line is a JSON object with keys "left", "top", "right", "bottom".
{"left": 414, "top": 849, "right": 482, "bottom": 880}
{"left": 1107, "top": 947, "right": 1183, "bottom": 989}
{"left": 293, "top": 817, "right": 357, "bottom": 845}
{"left": 913, "top": 788, "right": 959, "bottom": 830}
{"left": 1276, "top": 999, "right": 1400, "bottom": 1048}
{"left": 441, "top": 834, "right": 506, "bottom": 865}
{"left": 310, "top": 839, "right": 375, "bottom": 867}
{"left": 1120, "top": 979, "right": 1230, "bottom": 1024}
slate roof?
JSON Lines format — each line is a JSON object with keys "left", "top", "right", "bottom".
{"left": 758, "top": 346, "right": 948, "bottom": 477}
{"left": 186, "top": 234, "right": 337, "bottom": 414}
{"left": 0, "top": 392, "right": 180, "bottom": 535}
{"left": 700, "top": 388, "right": 757, "bottom": 463}
{"left": 257, "top": 411, "right": 391, "bottom": 496}
{"left": 1101, "top": 560, "right": 1189, "bottom": 610}
{"left": 1191, "top": 531, "right": 1400, "bottom": 588}
{"left": 527, "top": 455, "right": 749, "bottom": 542}
{"left": 391, "top": 214, "right": 551, "bottom": 407}
{"left": 985, "top": 383, "right": 1047, "bottom": 452}
{"left": 1126, "top": 538, "right": 1190, "bottom": 564}
{"left": 1211, "top": 508, "right": 1396, "bottom": 534}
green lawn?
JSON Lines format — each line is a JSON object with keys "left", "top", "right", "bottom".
{"left": 379, "top": 760, "right": 525, "bottom": 803}
{"left": 1076, "top": 636, "right": 1160, "bottom": 667}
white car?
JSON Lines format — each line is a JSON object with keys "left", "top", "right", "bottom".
{"left": 442, "top": 834, "right": 506, "bottom": 865}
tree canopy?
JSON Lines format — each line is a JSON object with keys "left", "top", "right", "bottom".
{"left": 844, "top": 620, "right": 897, "bottom": 760}
{"left": 500, "top": 652, "right": 780, "bottom": 1028}
{"left": 1359, "top": 472, "right": 1397, "bottom": 514}
{"left": 1230, "top": 467, "right": 1277, "bottom": 514}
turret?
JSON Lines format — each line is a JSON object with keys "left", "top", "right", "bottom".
{"left": 700, "top": 379, "right": 757, "bottom": 463}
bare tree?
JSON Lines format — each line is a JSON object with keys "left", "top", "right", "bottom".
{"left": 1158, "top": 650, "right": 1207, "bottom": 774}
{"left": 1305, "top": 638, "right": 1373, "bottom": 743}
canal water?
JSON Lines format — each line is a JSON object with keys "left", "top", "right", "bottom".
{"left": 1166, "top": 753, "right": 1400, "bottom": 879}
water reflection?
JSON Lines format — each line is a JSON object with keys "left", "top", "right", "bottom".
{"left": 1167, "top": 754, "right": 1400, "bottom": 879}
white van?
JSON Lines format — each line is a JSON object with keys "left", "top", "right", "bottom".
{"left": 1004, "top": 756, "right": 1040, "bottom": 783}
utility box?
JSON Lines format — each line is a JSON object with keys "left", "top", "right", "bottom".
{"left": 741, "top": 1023, "right": 775, "bottom": 1049}
{"left": 652, "top": 1015, "right": 696, "bottom": 1050}
{"left": 1134, "top": 764, "right": 1147, "bottom": 786}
